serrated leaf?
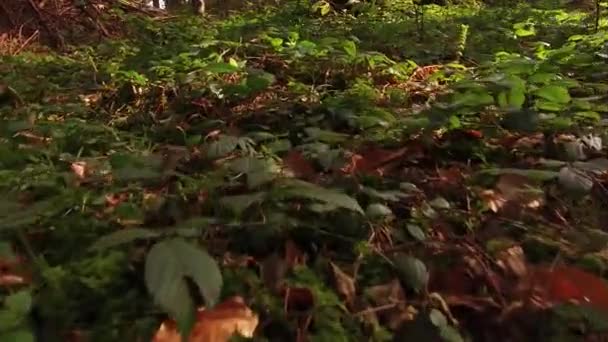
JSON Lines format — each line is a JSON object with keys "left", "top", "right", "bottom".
{"left": 90, "top": 228, "right": 160, "bottom": 251}
{"left": 145, "top": 239, "right": 222, "bottom": 335}
{"left": 276, "top": 179, "right": 363, "bottom": 214}
{"left": 535, "top": 85, "right": 571, "bottom": 104}
{"left": 366, "top": 203, "right": 393, "bottom": 219}
{"left": 393, "top": 254, "right": 429, "bottom": 293}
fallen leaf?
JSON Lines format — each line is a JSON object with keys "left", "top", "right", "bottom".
{"left": 70, "top": 161, "right": 87, "bottom": 179}
{"left": 496, "top": 245, "right": 528, "bottom": 278}
{"left": 283, "top": 287, "right": 315, "bottom": 312}
{"left": 329, "top": 261, "right": 356, "bottom": 306}
{"left": 283, "top": 150, "right": 316, "bottom": 180}
{"left": 152, "top": 296, "right": 259, "bottom": 342}
{"left": 284, "top": 239, "right": 307, "bottom": 269}
{"left": 365, "top": 279, "right": 411, "bottom": 330}
{"left": 524, "top": 265, "right": 608, "bottom": 312}
{"left": 260, "top": 253, "right": 288, "bottom": 294}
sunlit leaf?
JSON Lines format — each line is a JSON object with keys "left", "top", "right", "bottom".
{"left": 535, "top": 85, "right": 571, "bottom": 104}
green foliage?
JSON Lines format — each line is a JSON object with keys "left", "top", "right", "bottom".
{"left": 2, "top": 0, "right": 608, "bottom": 339}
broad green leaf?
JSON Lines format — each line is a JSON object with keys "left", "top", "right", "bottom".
{"left": 365, "top": 203, "right": 393, "bottom": 219}
{"left": 480, "top": 168, "right": 559, "bottom": 181}
{"left": 246, "top": 70, "right": 275, "bottom": 92}
{"left": 90, "top": 228, "right": 160, "bottom": 251}
{"left": 361, "top": 187, "right": 409, "bottom": 202}
{"left": 429, "top": 197, "right": 451, "bottom": 210}
{"left": 406, "top": 224, "right": 426, "bottom": 242}
{"left": 276, "top": 179, "right": 363, "bottom": 214}
{"left": 219, "top": 192, "right": 267, "bottom": 215}
{"left": 513, "top": 22, "right": 536, "bottom": 37}
{"left": 393, "top": 254, "right": 428, "bottom": 293}
{"left": 0, "top": 196, "right": 66, "bottom": 231}
{"left": 453, "top": 90, "right": 494, "bottom": 107}
{"left": 304, "top": 127, "right": 349, "bottom": 143}
{"left": 5, "top": 290, "right": 31, "bottom": 316}
{"left": 145, "top": 239, "right": 222, "bottom": 334}
{"left": 429, "top": 309, "right": 448, "bottom": 327}
{"left": 0, "top": 330, "right": 34, "bottom": 342}
{"left": 203, "top": 62, "right": 240, "bottom": 74}
{"left": 342, "top": 40, "right": 357, "bottom": 58}
{"left": 535, "top": 85, "right": 571, "bottom": 104}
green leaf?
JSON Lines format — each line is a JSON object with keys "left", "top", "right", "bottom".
{"left": 276, "top": 179, "right": 363, "bottom": 214}
{"left": 145, "top": 239, "right": 222, "bottom": 334}
{"left": 480, "top": 168, "right": 559, "bottom": 181}
{"left": 205, "top": 135, "right": 239, "bottom": 159}
{"left": 406, "top": 224, "right": 426, "bottom": 242}
{"left": 429, "top": 197, "right": 451, "bottom": 210}
{"left": 5, "top": 290, "right": 32, "bottom": 316}
{"left": 219, "top": 192, "right": 267, "bottom": 215}
{"left": 90, "top": 228, "right": 160, "bottom": 251}
{"left": 535, "top": 85, "right": 571, "bottom": 104}
{"left": 0, "top": 330, "right": 34, "bottom": 342}
{"left": 204, "top": 62, "right": 240, "bottom": 74}
{"left": 393, "top": 254, "right": 429, "bottom": 293}
{"left": 342, "top": 40, "right": 357, "bottom": 58}
{"left": 365, "top": 203, "right": 393, "bottom": 219}
{"left": 453, "top": 90, "right": 494, "bottom": 107}
{"left": 246, "top": 70, "right": 276, "bottom": 92}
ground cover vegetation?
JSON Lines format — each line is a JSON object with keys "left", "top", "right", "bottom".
{"left": 2, "top": 0, "right": 608, "bottom": 340}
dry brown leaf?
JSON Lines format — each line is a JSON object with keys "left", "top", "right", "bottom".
{"left": 329, "top": 261, "right": 356, "bottom": 306}
{"left": 152, "top": 296, "right": 259, "bottom": 342}
{"left": 496, "top": 245, "right": 527, "bottom": 279}
{"left": 70, "top": 161, "right": 88, "bottom": 179}
{"left": 260, "top": 253, "right": 288, "bottom": 294}
{"left": 284, "top": 239, "right": 307, "bottom": 269}
{"left": 365, "top": 279, "right": 410, "bottom": 330}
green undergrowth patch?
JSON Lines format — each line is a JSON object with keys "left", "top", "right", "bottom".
{"left": 1, "top": 0, "right": 608, "bottom": 340}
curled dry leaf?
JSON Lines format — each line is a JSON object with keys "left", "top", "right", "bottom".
{"left": 152, "top": 296, "right": 259, "bottom": 342}
{"left": 329, "top": 261, "right": 356, "bottom": 306}
{"left": 495, "top": 245, "right": 527, "bottom": 279}
{"left": 365, "top": 279, "right": 411, "bottom": 330}
{"left": 480, "top": 173, "right": 544, "bottom": 215}
{"left": 70, "top": 161, "right": 88, "bottom": 180}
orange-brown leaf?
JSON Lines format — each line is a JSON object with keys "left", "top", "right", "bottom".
{"left": 152, "top": 296, "right": 259, "bottom": 342}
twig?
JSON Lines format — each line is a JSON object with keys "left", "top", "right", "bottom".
{"left": 353, "top": 301, "right": 405, "bottom": 317}
{"left": 14, "top": 30, "right": 39, "bottom": 55}
{"left": 26, "top": 0, "right": 65, "bottom": 49}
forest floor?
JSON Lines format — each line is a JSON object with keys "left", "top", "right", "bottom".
{"left": 2, "top": 1, "right": 608, "bottom": 341}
